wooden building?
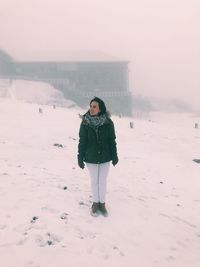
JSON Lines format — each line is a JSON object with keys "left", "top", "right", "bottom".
{"left": 0, "top": 50, "right": 132, "bottom": 115}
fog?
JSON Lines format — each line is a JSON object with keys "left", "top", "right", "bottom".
{"left": 0, "top": 0, "right": 200, "bottom": 110}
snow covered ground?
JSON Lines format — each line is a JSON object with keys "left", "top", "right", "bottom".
{"left": 0, "top": 80, "right": 200, "bottom": 267}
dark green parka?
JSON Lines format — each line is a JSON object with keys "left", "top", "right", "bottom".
{"left": 78, "top": 112, "right": 118, "bottom": 164}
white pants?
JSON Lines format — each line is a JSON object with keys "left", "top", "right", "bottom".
{"left": 86, "top": 162, "right": 110, "bottom": 203}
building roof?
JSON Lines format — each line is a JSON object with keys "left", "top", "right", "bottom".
{"left": 12, "top": 50, "right": 129, "bottom": 63}
{"left": 0, "top": 49, "right": 13, "bottom": 62}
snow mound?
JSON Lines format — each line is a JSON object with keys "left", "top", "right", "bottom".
{"left": 0, "top": 79, "right": 76, "bottom": 108}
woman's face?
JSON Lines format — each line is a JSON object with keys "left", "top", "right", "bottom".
{"left": 89, "top": 101, "right": 100, "bottom": 116}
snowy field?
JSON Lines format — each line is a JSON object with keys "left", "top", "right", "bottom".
{"left": 0, "top": 80, "right": 200, "bottom": 267}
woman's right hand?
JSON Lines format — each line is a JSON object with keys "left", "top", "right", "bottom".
{"left": 78, "top": 155, "right": 85, "bottom": 169}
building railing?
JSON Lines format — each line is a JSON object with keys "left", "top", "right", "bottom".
{"left": 74, "top": 90, "right": 132, "bottom": 98}
{"left": 0, "top": 75, "right": 131, "bottom": 98}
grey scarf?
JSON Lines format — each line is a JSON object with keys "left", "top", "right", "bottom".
{"left": 84, "top": 112, "right": 107, "bottom": 129}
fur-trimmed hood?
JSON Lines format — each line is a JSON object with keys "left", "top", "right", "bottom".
{"left": 79, "top": 110, "right": 111, "bottom": 121}
{"left": 79, "top": 110, "right": 111, "bottom": 127}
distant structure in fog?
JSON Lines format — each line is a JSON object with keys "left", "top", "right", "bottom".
{"left": 0, "top": 49, "right": 132, "bottom": 115}
{"left": 0, "top": 49, "right": 13, "bottom": 74}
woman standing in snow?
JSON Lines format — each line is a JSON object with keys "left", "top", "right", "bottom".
{"left": 77, "top": 97, "right": 118, "bottom": 217}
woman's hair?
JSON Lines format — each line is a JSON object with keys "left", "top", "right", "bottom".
{"left": 90, "top": 97, "right": 107, "bottom": 115}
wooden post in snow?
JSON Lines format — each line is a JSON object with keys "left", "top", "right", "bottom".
{"left": 130, "top": 121, "right": 134, "bottom": 129}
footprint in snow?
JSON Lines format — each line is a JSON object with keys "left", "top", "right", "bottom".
{"left": 16, "top": 237, "right": 28, "bottom": 246}
{"left": 60, "top": 213, "right": 68, "bottom": 223}
{"left": 112, "top": 246, "right": 125, "bottom": 257}
{"left": 0, "top": 224, "right": 7, "bottom": 230}
{"left": 25, "top": 260, "right": 41, "bottom": 267}
{"left": 35, "top": 232, "right": 61, "bottom": 247}
{"left": 41, "top": 206, "right": 59, "bottom": 214}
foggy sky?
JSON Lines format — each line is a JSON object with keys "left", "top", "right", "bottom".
{"left": 0, "top": 0, "right": 200, "bottom": 109}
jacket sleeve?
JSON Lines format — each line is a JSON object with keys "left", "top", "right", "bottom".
{"left": 78, "top": 122, "right": 88, "bottom": 160}
{"left": 109, "top": 120, "right": 118, "bottom": 160}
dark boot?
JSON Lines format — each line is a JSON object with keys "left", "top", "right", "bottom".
{"left": 91, "top": 202, "right": 99, "bottom": 217}
{"left": 99, "top": 203, "right": 108, "bottom": 217}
